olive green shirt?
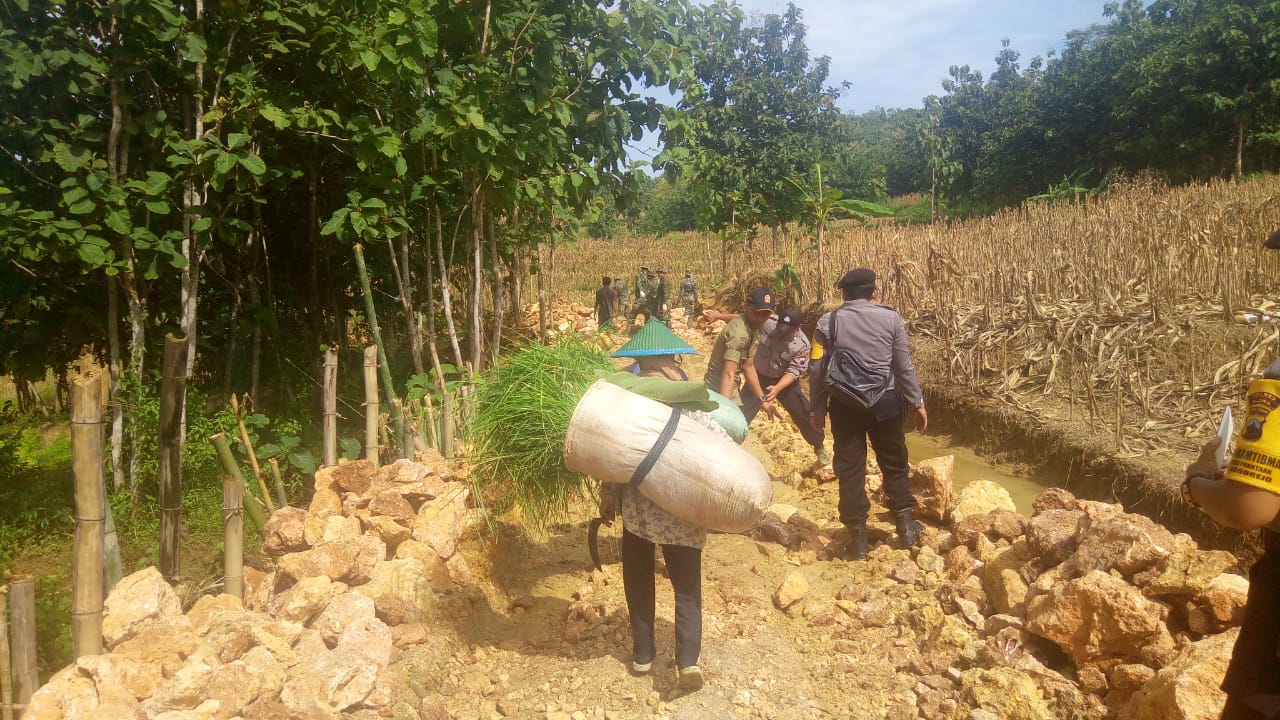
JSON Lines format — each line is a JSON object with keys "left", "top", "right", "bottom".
{"left": 704, "top": 315, "right": 757, "bottom": 402}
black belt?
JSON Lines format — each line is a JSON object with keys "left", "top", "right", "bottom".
{"left": 629, "top": 406, "right": 681, "bottom": 489}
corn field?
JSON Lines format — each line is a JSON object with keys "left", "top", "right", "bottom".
{"left": 553, "top": 174, "right": 1280, "bottom": 458}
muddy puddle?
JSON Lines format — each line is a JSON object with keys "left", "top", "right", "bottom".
{"left": 906, "top": 432, "right": 1042, "bottom": 515}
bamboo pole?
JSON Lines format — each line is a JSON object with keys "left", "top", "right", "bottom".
{"left": 209, "top": 433, "right": 267, "bottom": 531}
{"left": 353, "top": 244, "right": 406, "bottom": 458}
{"left": 230, "top": 394, "right": 276, "bottom": 513}
{"left": 9, "top": 579, "right": 36, "bottom": 708}
{"left": 222, "top": 476, "right": 243, "bottom": 600}
{"left": 71, "top": 376, "right": 105, "bottom": 658}
{"left": 1, "top": 586, "right": 12, "bottom": 720}
{"left": 158, "top": 334, "right": 188, "bottom": 582}
{"left": 322, "top": 347, "right": 338, "bottom": 467}
{"left": 267, "top": 457, "right": 287, "bottom": 508}
{"left": 364, "top": 345, "right": 380, "bottom": 467}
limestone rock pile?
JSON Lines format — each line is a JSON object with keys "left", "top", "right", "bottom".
{"left": 25, "top": 457, "right": 474, "bottom": 720}
{"left": 761, "top": 480, "right": 1246, "bottom": 720}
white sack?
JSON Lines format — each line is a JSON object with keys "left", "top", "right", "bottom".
{"left": 563, "top": 380, "right": 772, "bottom": 533}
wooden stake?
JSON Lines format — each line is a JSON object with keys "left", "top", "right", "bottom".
{"left": 230, "top": 394, "right": 276, "bottom": 514}
{"left": 267, "top": 458, "right": 287, "bottom": 509}
{"left": 9, "top": 579, "right": 36, "bottom": 707}
{"left": 210, "top": 433, "right": 267, "bottom": 531}
{"left": 158, "top": 334, "right": 188, "bottom": 582}
{"left": 322, "top": 347, "right": 338, "bottom": 467}
{"left": 0, "top": 586, "right": 12, "bottom": 720}
{"left": 364, "top": 345, "right": 380, "bottom": 467}
{"left": 71, "top": 376, "right": 105, "bottom": 658}
{"left": 222, "top": 476, "right": 243, "bottom": 600}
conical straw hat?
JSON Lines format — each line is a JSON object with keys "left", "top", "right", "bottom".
{"left": 611, "top": 319, "right": 697, "bottom": 357}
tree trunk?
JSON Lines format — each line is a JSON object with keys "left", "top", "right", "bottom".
{"left": 816, "top": 222, "right": 828, "bottom": 304}
{"left": 180, "top": 0, "right": 206, "bottom": 448}
{"left": 353, "top": 244, "right": 406, "bottom": 457}
{"left": 388, "top": 232, "right": 425, "bottom": 375}
{"left": 122, "top": 255, "right": 145, "bottom": 498}
{"left": 469, "top": 193, "right": 485, "bottom": 374}
{"left": 486, "top": 208, "right": 503, "bottom": 367}
{"left": 107, "top": 276, "right": 125, "bottom": 491}
{"left": 537, "top": 242, "right": 549, "bottom": 344}
{"left": 434, "top": 210, "right": 465, "bottom": 368}
{"left": 1237, "top": 116, "right": 1246, "bottom": 178}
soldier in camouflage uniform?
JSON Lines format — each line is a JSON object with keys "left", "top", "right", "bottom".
{"left": 634, "top": 264, "right": 654, "bottom": 316}
{"left": 679, "top": 269, "right": 698, "bottom": 322}
{"left": 614, "top": 276, "right": 630, "bottom": 318}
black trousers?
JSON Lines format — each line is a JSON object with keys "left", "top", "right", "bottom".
{"left": 740, "top": 375, "right": 825, "bottom": 450}
{"left": 828, "top": 393, "right": 915, "bottom": 525}
{"left": 621, "top": 528, "right": 702, "bottom": 669}
{"left": 1221, "top": 534, "right": 1280, "bottom": 719}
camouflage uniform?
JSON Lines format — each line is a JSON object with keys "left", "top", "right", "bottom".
{"left": 634, "top": 271, "right": 655, "bottom": 316}
{"left": 679, "top": 272, "right": 698, "bottom": 320}
{"left": 614, "top": 277, "right": 631, "bottom": 317}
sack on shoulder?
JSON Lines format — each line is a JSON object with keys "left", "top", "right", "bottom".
{"left": 827, "top": 348, "right": 891, "bottom": 409}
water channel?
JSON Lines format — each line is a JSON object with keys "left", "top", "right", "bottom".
{"left": 906, "top": 432, "right": 1043, "bottom": 515}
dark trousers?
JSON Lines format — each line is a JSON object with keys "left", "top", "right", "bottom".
{"left": 828, "top": 393, "right": 915, "bottom": 525}
{"left": 621, "top": 528, "right": 702, "bottom": 669}
{"left": 1221, "top": 536, "right": 1280, "bottom": 719}
{"left": 740, "top": 375, "right": 825, "bottom": 450}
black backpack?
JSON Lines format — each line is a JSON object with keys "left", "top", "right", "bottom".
{"left": 824, "top": 307, "right": 891, "bottom": 409}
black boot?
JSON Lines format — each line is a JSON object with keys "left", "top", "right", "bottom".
{"left": 845, "top": 524, "right": 868, "bottom": 560}
{"left": 894, "top": 509, "right": 922, "bottom": 548}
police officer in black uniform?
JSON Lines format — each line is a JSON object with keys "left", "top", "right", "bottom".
{"left": 809, "top": 268, "right": 928, "bottom": 560}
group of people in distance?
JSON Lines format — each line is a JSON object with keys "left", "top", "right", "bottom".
{"left": 594, "top": 265, "right": 699, "bottom": 330}
{"left": 599, "top": 266, "right": 930, "bottom": 692}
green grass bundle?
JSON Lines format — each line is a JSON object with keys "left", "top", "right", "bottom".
{"left": 469, "top": 336, "right": 614, "bottom": 529}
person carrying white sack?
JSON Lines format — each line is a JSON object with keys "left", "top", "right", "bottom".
{"left": 597, "top": 322, "right": 724, "bottom": 691}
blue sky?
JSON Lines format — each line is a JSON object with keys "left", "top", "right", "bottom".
{"left": 627, "top": 0, "right": 1114, "bottom": 163}
{"left": 755, "top": 0, "right": 1113, "bottom": 112}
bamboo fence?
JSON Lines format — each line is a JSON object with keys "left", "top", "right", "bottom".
{"left": 322, "top": 347, "right": 338, "bottom": 467}
{"left": 210, "top": 433, "right": 267, "bottom": 531}
{"left": 9, "top": 579, "right": 35, "bottom": 710}
{"left": 70, "top": 376, "right": 104, "bottom": 658}
{"left": 223, "top": 476, "right": 243, "bottom": 599}
{"left": 364, "top": 345, "right": 380, "bottom": 467}
{"left": 1, "top": 586, "right": 11, "bottom": 720}
{"left": 158, "top": 334, "right": 188, "bottom": 582}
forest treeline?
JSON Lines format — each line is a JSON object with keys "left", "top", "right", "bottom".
{"left": 1, "top": 0, "right": 1278, "bottom": 489}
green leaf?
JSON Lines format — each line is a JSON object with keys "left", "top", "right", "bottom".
{"left": 145, "top": 200, "right": 170, "bottom": 215}
{"left": 214, "top": 151, "right": 237, "bottom": 176}
{"left": 238, "top": 154, "right": 267, "bottom": 176}
{"left": 288, "top": 450, "right": 316, "bottom": 475}
{"left": 77, "top": 243, "right": 106, "bottom": 266}
{"left": 466, "top": 109, "right": 485, "bottom": 128}
{"left": 339, "top": 437, "right": 361, "bottom": 461}
{"left": 259, "top": 105, "right": 290, "bottom": 129}
{"left": 192, "top": 217, "right": 214, "bottom": 233}
{"left": 320, "top": 208, "right": 351, "bottom": 237}
{"left": 227, "top": 132, "right": 250, "bottom": 150}
{"left": 181, "top": 33, "right": 207, "bottom": 63}
{"left": 104, "top": 208, "right": 131, "bottom": 234}
{"left": 360, "top": 50, "right": 380, "bottom": 72}
{"left": 68, "top": 198, "right": 95, "bottom": 215}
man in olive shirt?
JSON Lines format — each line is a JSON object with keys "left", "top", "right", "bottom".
{"left": 809, "top": 268, "right": 928, "bottom": 560}
{"left": 704, "top": 287, "right": 775, "bottom": 411}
